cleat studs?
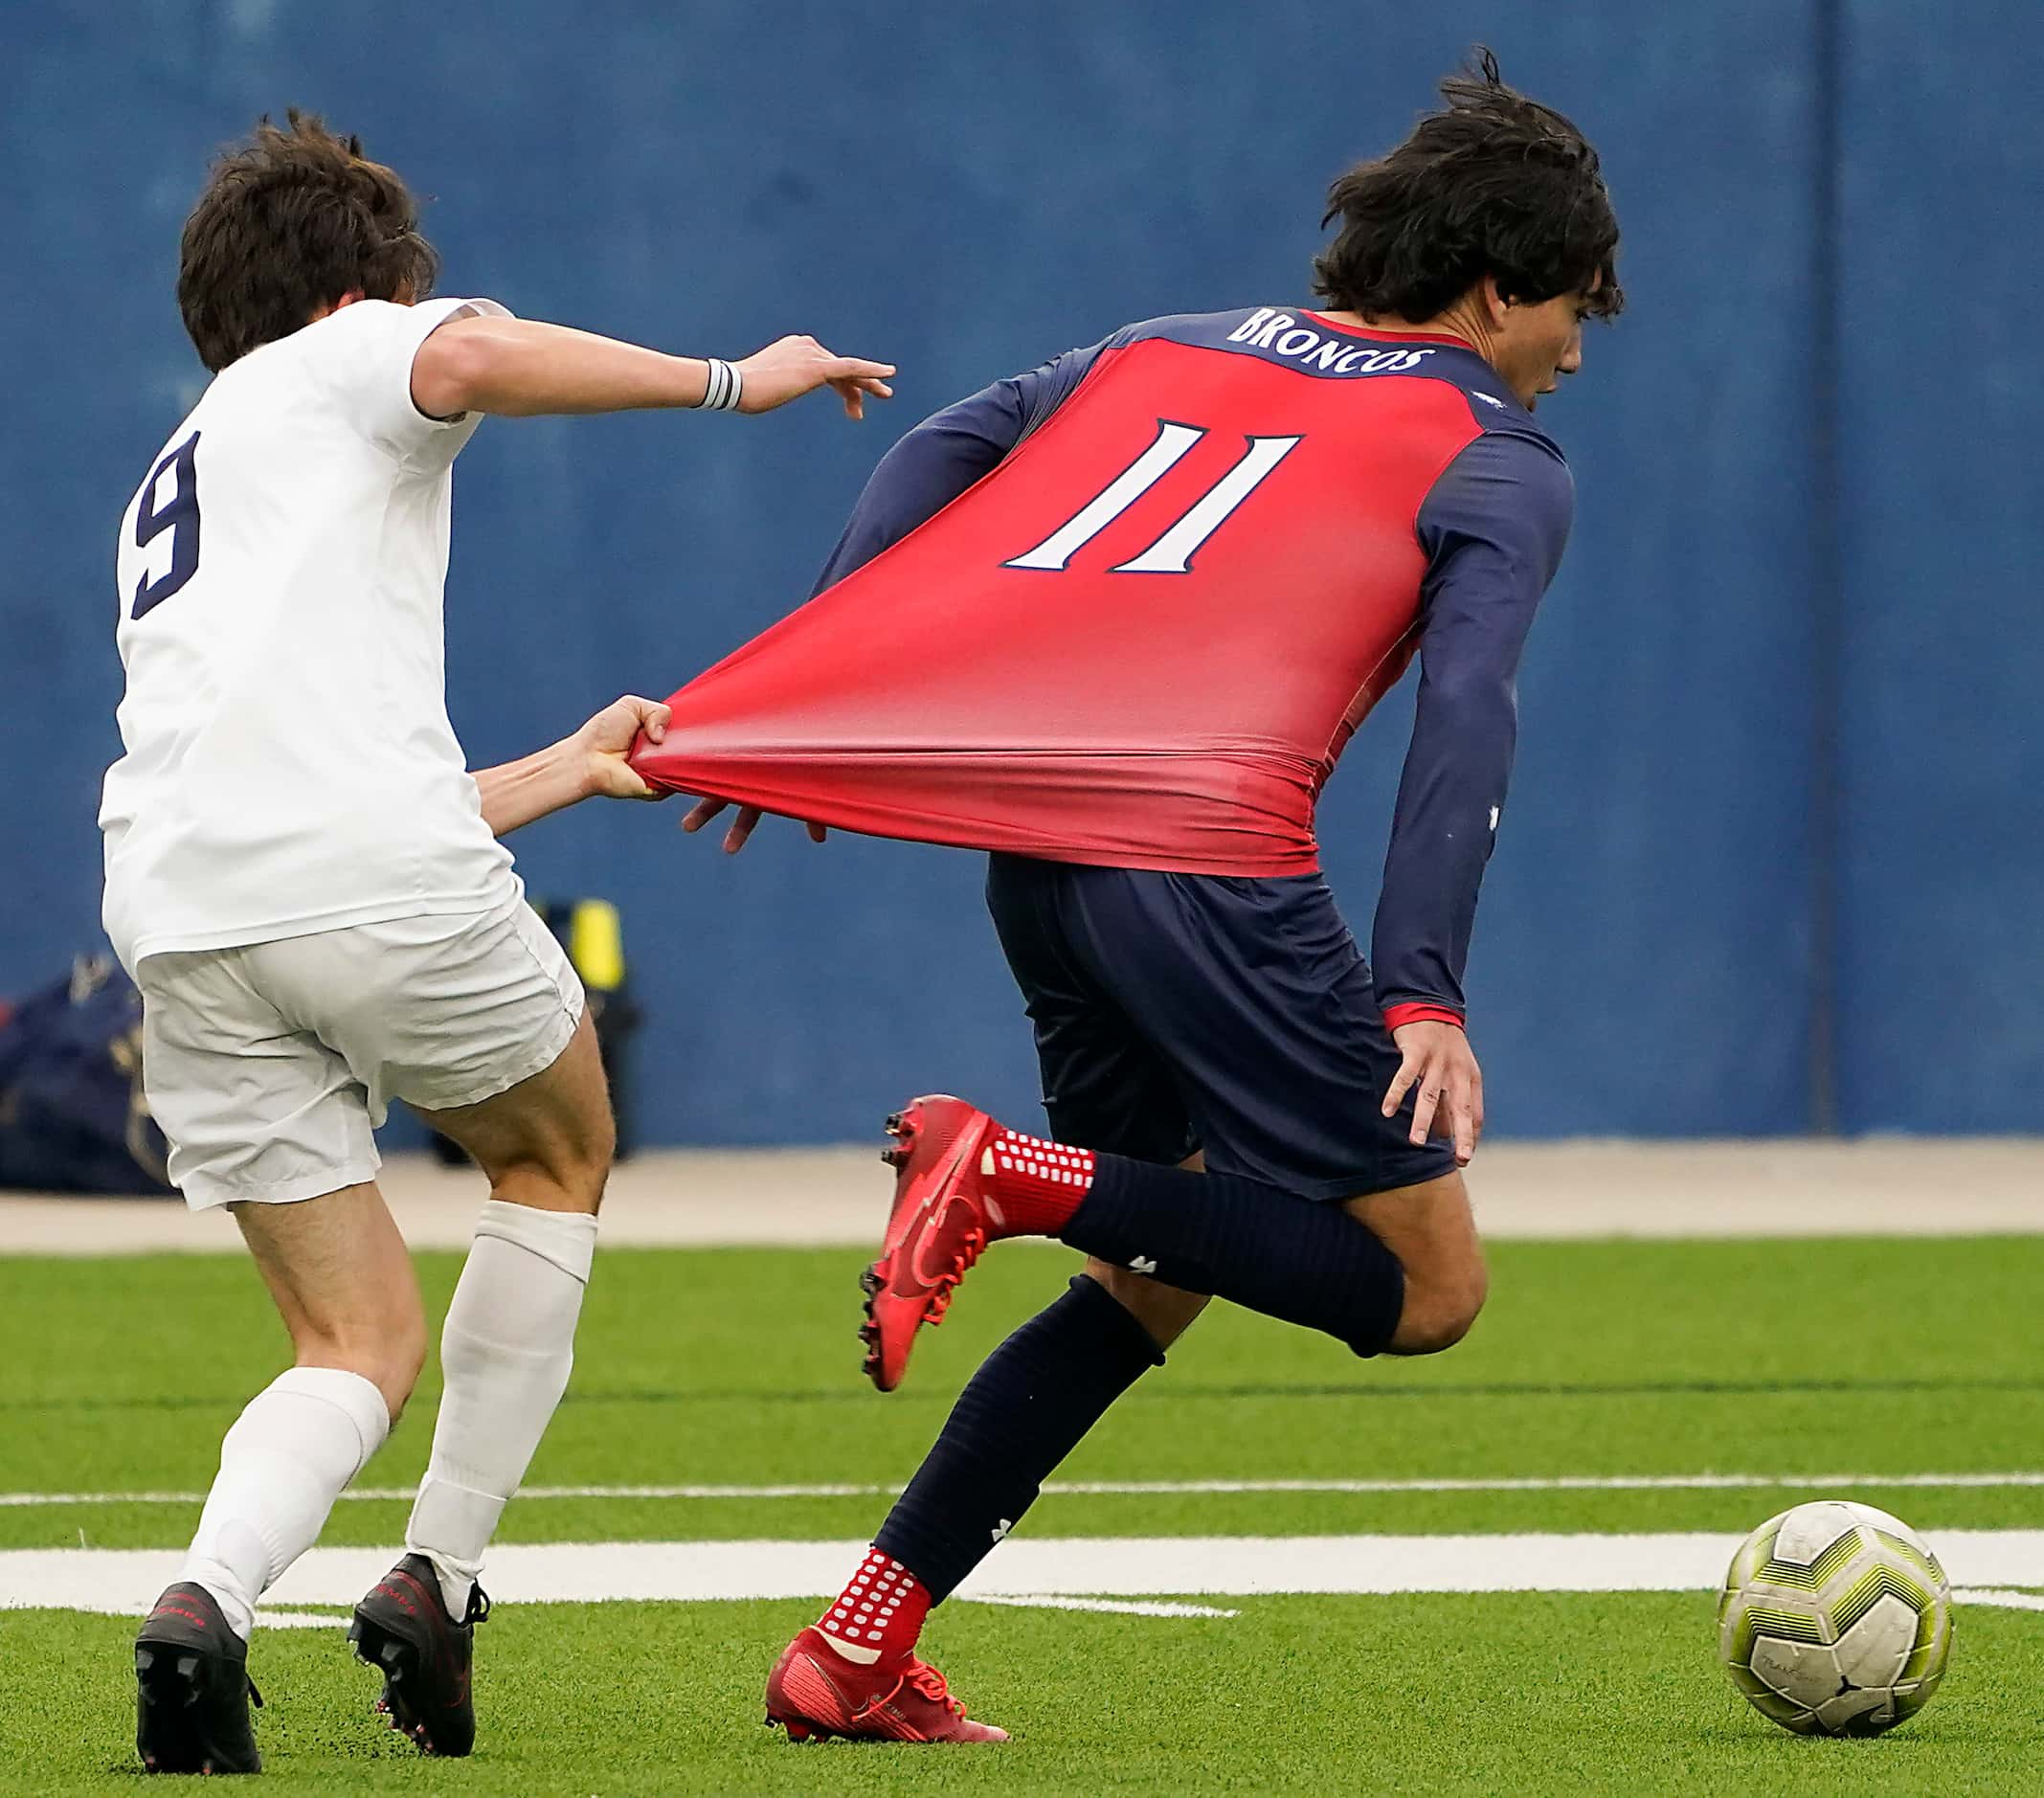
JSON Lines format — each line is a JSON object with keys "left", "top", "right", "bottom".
{"left": 884, "top": 1112, "right": 904, "bottom": 1134}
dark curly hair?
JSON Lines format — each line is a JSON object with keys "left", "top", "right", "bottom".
{"left": 1313, "top": 50, "right": 1623, "bottom": 325}
{"left": 177, "top": 109, "right": 440, "bottom": 371}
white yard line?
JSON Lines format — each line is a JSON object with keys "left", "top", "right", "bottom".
{"left": 1952, "top": 1588, "right": 2044, "bottom": 1612}
{"left": 10, "top": 1470, "right": 2044, "bottom": 1508}
{"left": 245, "top": 1596, "right": 1243, "bottom": 1629}
{"left": 10, "top": 1532, "right": 2044, "bottom": 1617}
{"left": 958, "top": 1594, "right": 1240, "bottom": 1619}
{"left": 6, "top": 1137, "right": 2041, "bottom": 1254}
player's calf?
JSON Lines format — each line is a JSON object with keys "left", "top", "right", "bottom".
{"left": 295, "top": 1315, "right": 428, "bottom": 1422}
{"left": 233, "top": 1186, "right": 429, "bottom": 1422}
{"left": 1081, "top": 1257, "right": 1210, "bottom": 1349}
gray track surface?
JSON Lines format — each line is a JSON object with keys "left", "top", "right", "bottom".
{"left": 3, "top": 1138, "right": 2037, "bottom": 1255}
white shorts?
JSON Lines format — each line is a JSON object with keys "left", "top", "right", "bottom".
{"left": 137, "top": 899, "right": 586, "bottom": 1211}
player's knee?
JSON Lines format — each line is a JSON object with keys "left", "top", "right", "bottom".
{"left": 1387, "top": 1258, "right": 1489, "bottom": 1357}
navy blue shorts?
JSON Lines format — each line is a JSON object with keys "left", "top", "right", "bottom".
{"left": 984, "top": 855, "right": 1456, "bottom": 1202}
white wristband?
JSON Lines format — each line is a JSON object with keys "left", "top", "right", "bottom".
{"left": 698, "top": 357, "right": 743, "bottom": 413}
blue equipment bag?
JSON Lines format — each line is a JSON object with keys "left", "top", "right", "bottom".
{"left": 0, "top": 954, "right": 175, "bottom": 1196}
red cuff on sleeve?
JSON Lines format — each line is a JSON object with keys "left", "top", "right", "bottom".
{"left": 1382, "top": 1002, "right": 1466, "bottom": 1033}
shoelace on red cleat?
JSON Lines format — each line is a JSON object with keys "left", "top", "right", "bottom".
{"left": 903, "top": 1658, "right": 965, "bottom": 1717}
{"left": 926, "top": 1225, "right": 989, "bottom": 1324}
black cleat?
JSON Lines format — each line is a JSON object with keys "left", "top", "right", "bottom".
{"left": 134, "top": 1583, "right": 263, "bottom": 1775}
{"left": 348, "top": 1554, "right": 487, "bottom": 1757}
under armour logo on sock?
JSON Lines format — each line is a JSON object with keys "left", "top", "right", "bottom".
{"left": 991, "top": 1518, "right": 1013, "bottom": 1544}
{"left": 1128, "top": 1255, "right": 1157, "bottom": 1274}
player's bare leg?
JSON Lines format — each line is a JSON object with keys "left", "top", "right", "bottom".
{"left": 350, "top": 1014, "right": 612, "bottom": 1757}
{"left": 234, "top": 1182, "right": 429, "bottom": 1417}
{"left": 137, "top": 1183, "right": 416, "bottom": 1775}
{"left": 1343, "top": 1169, "right": 1488, "bottom": 1354}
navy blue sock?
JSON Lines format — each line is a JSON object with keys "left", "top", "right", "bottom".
{"left": 1059, "top": 1157, "right": 1405, "bottom": 1357}
{"left": 874, "top": 1274, "right": 1165, "bottom": 1602}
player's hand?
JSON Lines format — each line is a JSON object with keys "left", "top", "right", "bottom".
{"left": 681, "top": 797, "right": 829, "bottom": 853}
{"left": 573, "top": 695, "right": 672, "bottom": 802}
{"left": 1383, "top": 1021, "right": 1484, "bottom": 1167}
{"left": 733, "top": 336, "right": 895, "bottom": 420}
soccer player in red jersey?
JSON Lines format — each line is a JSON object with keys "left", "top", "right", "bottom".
{"left": 640, "top": 55, "right": 1622, "bottom": 1743}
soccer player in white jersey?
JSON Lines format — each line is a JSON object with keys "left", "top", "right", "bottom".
{"left": 102, "top": 111, "right": 894, "bottom": 1776}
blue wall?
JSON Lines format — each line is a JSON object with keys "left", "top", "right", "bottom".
{"left": 2, "top": 1, "right": 2036, "bottom": 1142}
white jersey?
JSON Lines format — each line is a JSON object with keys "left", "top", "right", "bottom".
{"left": 100, "top": 296, "right": 519, "bottom": 970}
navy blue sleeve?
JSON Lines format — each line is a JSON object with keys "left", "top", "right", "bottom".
{"left": 811, "top": 343, "right": 1107, "bottom": 592}
{"left": 1372, "top": 428, "right": 1575, "bottom": 1025}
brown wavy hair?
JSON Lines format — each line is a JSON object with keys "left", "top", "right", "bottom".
{"left": 1314, "top": 50, "right": 1624, "bottom": 325}
{"left": 177, "top": 109, "right": 440, "bottom": 371}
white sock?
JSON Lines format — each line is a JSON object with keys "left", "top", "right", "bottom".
{"left": 183, "top": 1365, "right": 391, "bottom": 1640}
{"left": 406, "top": 1200, "right": 597, "bottom": 1618}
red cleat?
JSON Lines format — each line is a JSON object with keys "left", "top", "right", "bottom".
{"left": 764, "top": 1626, "right": 1008, "bottom": 1743}
{"left": 861, "top": 1095, "right": 1003, "bottom": 1392}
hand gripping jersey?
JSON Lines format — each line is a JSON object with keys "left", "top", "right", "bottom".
{"left": 632, "top": 306, "right": 1574, "bottom": 1021}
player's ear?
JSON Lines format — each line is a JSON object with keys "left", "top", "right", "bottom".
{"left": 1479, "top": 275, "right": 1512, "bottom": 327}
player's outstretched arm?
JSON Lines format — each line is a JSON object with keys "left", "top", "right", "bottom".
{"left": 473, "top": 695, "right": 673, "bottom": 836}
{"left": 411, "top": 318, "right": 895, "bottom": 421}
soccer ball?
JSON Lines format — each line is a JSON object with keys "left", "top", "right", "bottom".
{"left": 1718, "top": 1499, "right": 1952, "bottom": 1736}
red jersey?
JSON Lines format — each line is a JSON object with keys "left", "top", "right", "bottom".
{"left": 632, "top": 307, "right": 1573, "bottom": 1018}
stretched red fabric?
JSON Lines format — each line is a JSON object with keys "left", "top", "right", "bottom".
{"left": 631, "top": 335, "right": 1481, "bottom": 877}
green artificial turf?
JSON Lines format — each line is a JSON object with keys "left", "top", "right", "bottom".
{"left": 5, "top": 1235, "right": 2043, "bottom": 1791}
{"left": 4, "top": 1595, "right": 2041, "bottom": 1796}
